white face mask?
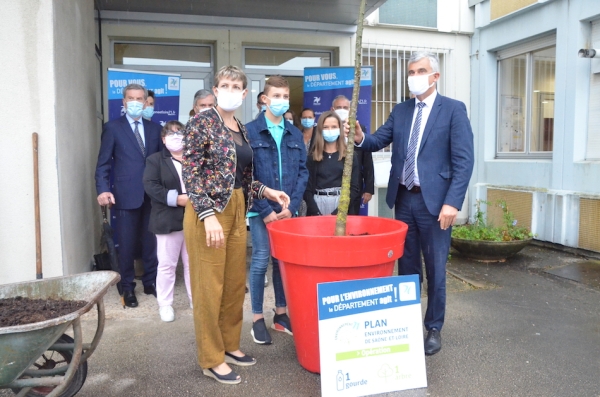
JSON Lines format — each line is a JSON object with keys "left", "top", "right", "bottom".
{"left": 165, "top": 134, "right": 184, "bottom": 153}
{"left": 407, "top": 73, "right": 435, "bottom": 96}
{"left": 216, "top": 89, "right": 244, "bottom": 112}
{"left": 334, "top": 109, "right": 349, "bottom": 122}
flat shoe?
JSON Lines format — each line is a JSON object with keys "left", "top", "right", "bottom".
{"left": 202, "top": 368, "right": 241, "bottom": 385}
{"left": 224, "top": 351, "right": 257, "bottom": 366}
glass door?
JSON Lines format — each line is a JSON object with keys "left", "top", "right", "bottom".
{"left": 244, "top": 74, "right": 266, "bottom": 123}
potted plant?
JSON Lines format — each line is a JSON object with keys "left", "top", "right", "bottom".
{"left": 451, "top": 199, "right": 534, "bottom": 262}
{"left": 266, "top": 0, "right": 408, "bottom": 374}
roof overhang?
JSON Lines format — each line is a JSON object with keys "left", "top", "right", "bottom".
{"left": 96, "top": 0, "right": 387, "bottom": 34}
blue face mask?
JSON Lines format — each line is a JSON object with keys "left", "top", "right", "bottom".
{"left": 126, "top": 101, "right": 144, "bottom": 118}
{"left": 322, "top": 129, "right": 340, "bottom": 143}
{"left": 301, "top": 118, "right": 315, "bottom": 128}
{"left": 267, "top": 98, "right": 290, "bottom": 117}
{"left": 142, "top": 106, "right": 154, "bottom": 119}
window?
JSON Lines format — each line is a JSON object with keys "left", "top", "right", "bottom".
{"left": 496, "top": 36, "right": 556, "bottom": 157}
{"left": 378, "top": 0, "right": 437, "bottom": 28}
{"left": 111, "top": 41, "right": 213, "bottom": 125}
{"left": 586, "top": 20, "right": 600, "bottom": 160}
{"left": 244, "top": 48, "right": 331, "bottom": 72}
{"left": 362, "top": 43, "right": 447, "bottom": 151}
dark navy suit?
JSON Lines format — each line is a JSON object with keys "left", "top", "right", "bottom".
{"left": 95, "top": 115, "right": 162, "bottom": 291}
{"left": 361, "top": 93, "right": 474, "bottom": 331}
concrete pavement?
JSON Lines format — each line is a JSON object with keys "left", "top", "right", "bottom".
{"left": 2, "top": 243, "right": 599, "bottom": 396}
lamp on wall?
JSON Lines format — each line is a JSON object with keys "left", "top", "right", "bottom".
{"left": 578, "top": 49, "right": 598, "bottom": 58}
{"left": 579, "top": 48, "right": 600, "bottom": 74}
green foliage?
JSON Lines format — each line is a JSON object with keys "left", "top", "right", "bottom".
{"left": 451, "top": 199, "right": 534, "bottom": 242}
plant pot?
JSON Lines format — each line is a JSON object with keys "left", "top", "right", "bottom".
{"left": 450, "top": 237, "right": 533, "bottom": 262}
{"left": 267, "top": 215, "right": 408, "bottom": 373}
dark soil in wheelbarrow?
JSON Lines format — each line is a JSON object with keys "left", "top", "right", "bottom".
{"left": 0, "top": 296, "right": 87, "bottom": 327}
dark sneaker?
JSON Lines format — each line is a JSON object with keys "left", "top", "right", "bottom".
{"left": 251, "top": 318, "right": 272, "bottom": 345}
{"left": 272, "top": 312, "right": 293, "bottom": 335}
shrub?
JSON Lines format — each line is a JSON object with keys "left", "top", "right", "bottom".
{"left": 451, "top": 199, "right": 534, "bottom": 242}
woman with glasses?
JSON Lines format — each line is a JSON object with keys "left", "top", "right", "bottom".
{"left": 182, "top": 65, "right": 290, "bottom": 385}
{"left": 143, "top": 120, "right": 193, "bottom": 322}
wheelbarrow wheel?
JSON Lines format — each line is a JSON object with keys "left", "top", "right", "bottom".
{"left": 11, "top": 334, "right": 88, "bottom": 397}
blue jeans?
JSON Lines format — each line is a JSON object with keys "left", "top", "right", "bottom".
{"left": 249, "top": 216, "right": 287, "bottom": 314}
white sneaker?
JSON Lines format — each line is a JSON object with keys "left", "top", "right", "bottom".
{"left": 159, "top": 306, "right": 175, "bottom": 322}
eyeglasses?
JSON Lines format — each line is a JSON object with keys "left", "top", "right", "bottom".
{"left": 166, "top": 130, "right": 184, "bottom": 137}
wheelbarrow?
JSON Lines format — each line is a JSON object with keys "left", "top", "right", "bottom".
{"left": 0, "top": 271, "right": 120, "bottom": 397}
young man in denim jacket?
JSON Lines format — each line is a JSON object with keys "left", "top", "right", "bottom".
{"left": 245, "top": 75, "right": 308, "bottom": 344}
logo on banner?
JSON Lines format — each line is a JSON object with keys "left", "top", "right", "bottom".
{"left": 168, "top": 77, "right": 180, "bottom": 90}
{"left": 361, "top": 68, "right": 372, "bottom": 81}
{"left": 399, "top": 282, "right": 416, "bottom": 301}
{"left": 313, "top": 96, "right": 321, "bottom": 106}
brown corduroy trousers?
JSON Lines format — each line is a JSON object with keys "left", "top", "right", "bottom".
{"left": 184, "top": 188, "right": 247, "bottom": 369}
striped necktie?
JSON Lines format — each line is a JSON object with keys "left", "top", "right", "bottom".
{"left": 133, "top": 121, "right": 146, "bottom": 156}
{"left": 404, "top": 102, "right": 426, "bottom": 190}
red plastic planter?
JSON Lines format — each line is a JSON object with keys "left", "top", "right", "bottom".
{"left": 267, "top": 216, "right": 408, "bottom": 373}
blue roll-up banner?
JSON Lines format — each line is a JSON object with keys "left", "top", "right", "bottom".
{"left": 107, "top": 68, "right": 181, "bottom": 126}
{"left": 304, "top": 66, "right": 373, "bottom": 215}
{"left": 303, "top": 66, "right": 372, "bottom": 132}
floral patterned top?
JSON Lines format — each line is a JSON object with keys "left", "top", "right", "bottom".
{"left": 182, "top": 107, "right": 266, "bottom": 220}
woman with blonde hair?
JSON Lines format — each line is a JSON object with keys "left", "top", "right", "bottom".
{"left": 182, "top": 65, "right": 289, "bottom": 385}
{"left": 304, "top": 110, "right": 362, "bottom": 216}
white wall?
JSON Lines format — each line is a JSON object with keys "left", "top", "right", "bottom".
{"left": 0, "top": 0, "right": 98, "bottom": 284}
{"left": 0, "top": 1, "right": 62, "bottom": 283}
{"left": 53, "top": 0, "right": 99, "bottom": 276}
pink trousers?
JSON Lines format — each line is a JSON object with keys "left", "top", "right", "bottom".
{"left": 156, "top": 231, "right": 192, "bottom": 307}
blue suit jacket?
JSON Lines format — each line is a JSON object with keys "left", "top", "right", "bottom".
{"left": 361, "top": 94, "right": 474, "bottom": 216}
{"left": 95, "top": 115, "right": 162, "bottom": 210}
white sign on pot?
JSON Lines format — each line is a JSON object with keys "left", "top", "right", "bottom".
{"left": 317, "top": 275, "right": 427, "bottom": 396}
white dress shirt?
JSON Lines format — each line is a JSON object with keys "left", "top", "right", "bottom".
{"left": 401, "top": 90, "right": 438, "bottom": 187}
{"left": 125, "top": 113, "right": 145, "bottom": 145}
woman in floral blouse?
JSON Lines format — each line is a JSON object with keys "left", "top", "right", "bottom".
{"left": 182, "top": 65, "right": 289, "bottom": 385}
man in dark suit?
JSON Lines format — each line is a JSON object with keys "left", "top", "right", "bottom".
{"left": 331, "top": 95, "right": 374, "bottom": 215}
{"left": 354, "top": 52, "right": 474, "bottom": 355}
{"left": 95, "top": 83, "right": 162, "bottom": 307}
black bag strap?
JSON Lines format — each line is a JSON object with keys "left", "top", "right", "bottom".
{"left": 101, "top": 205, "right": 109, "bottom": 223}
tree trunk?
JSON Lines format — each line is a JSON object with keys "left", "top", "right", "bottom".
{"left": 335, "top": 0, "right": 367, "bottom": 236}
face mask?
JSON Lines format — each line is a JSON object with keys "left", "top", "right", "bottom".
{"left": 322, "top": 129, "right": 340, "bottom": 143}
{"left": 125, "top": 101, "right": 144, "bottom": 118}
{"left": 407, "top": 72, "right": 435, "bottom": 96}
{"left": 301, "top": 118, "right": 315, "bottom": 128}
{"left": 165, "top": 135, "right": 184, "bottom": 152}
{"left": 198, "top": 107, "right": 212, "bottom": 113}
{"left": 216, "top": 89, "right": 244, "bottom": 112}
{"left": 142, "top": 106, "right": 154, "bottom": 119}
{"left": 267, "top": 98, "right": 290, "bottom": 117}
{"left": 334, "top": 109, "right": 349, "bottom": 122}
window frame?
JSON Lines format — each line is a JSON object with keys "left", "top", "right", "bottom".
{"left": 110, "top": 40, "right": 214, "bottom": 73}
{"left": 495, "top": 35, "right": 556, "bottom": 159}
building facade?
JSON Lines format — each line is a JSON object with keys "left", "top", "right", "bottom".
{"left": 469, "top": 0, "right": 600, "bottom": 252}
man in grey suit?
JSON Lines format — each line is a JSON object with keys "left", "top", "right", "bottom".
{"left": 354, "top": 52, "right": 474, "bottom": 355}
